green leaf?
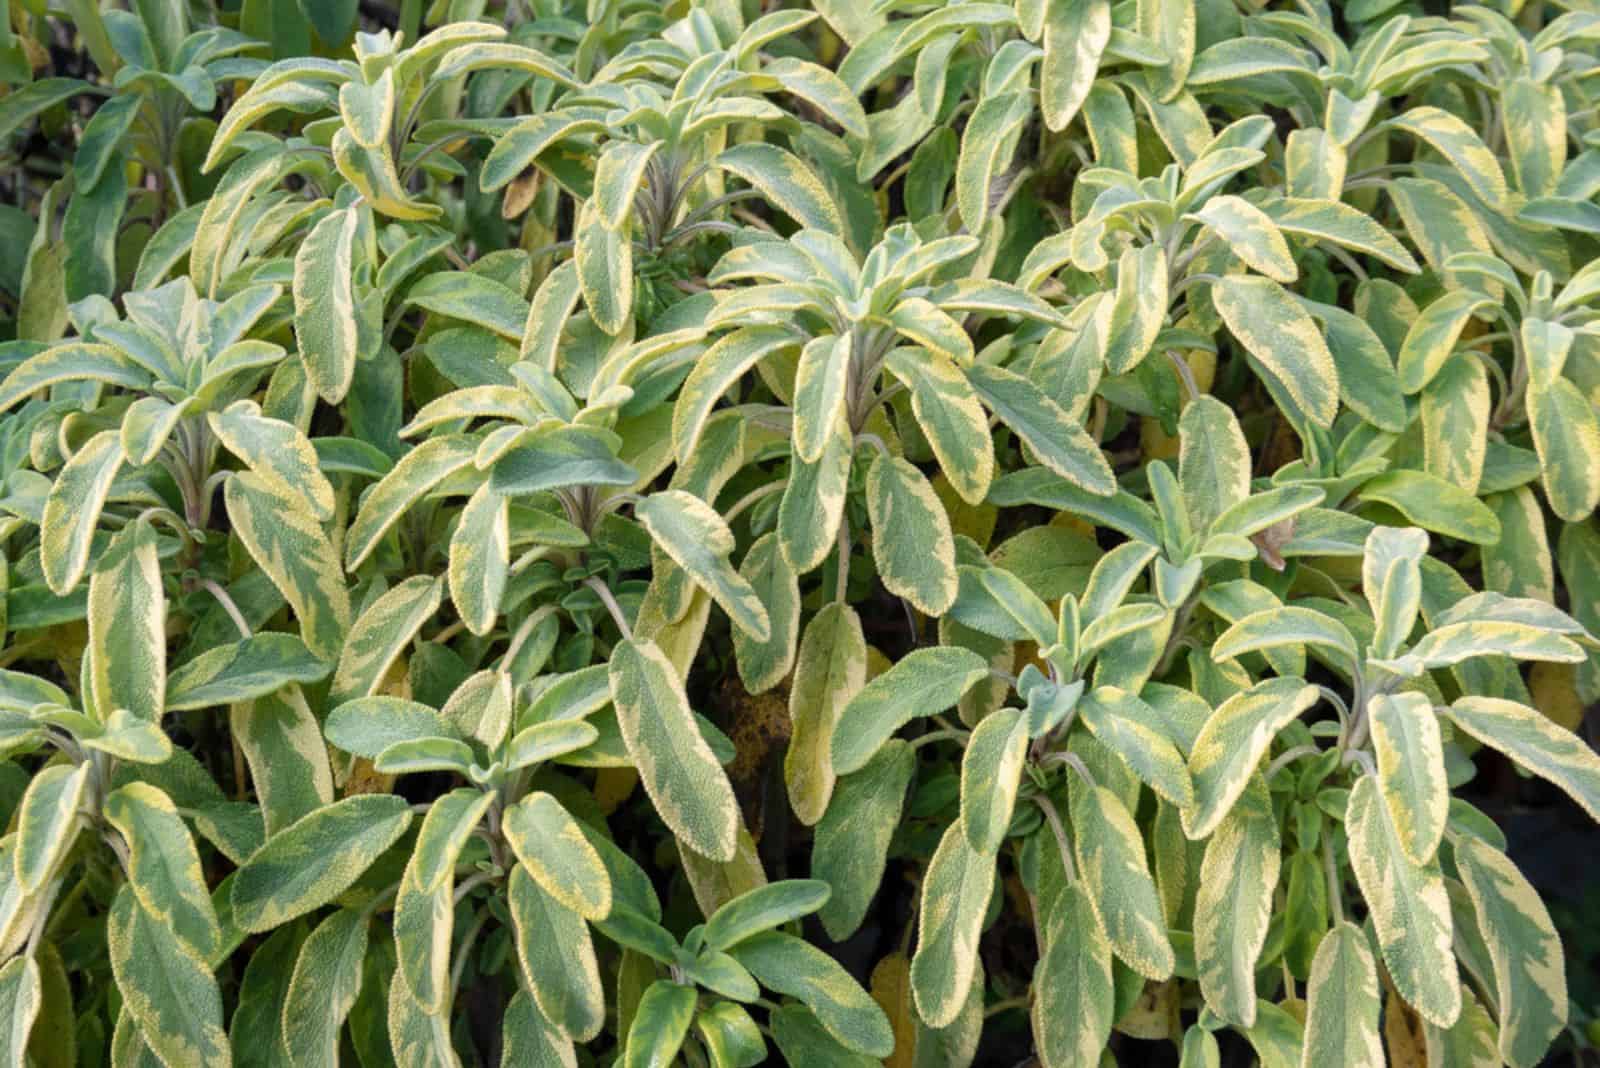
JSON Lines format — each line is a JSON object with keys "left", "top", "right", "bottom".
{"left": 325, "top": 696, "right": 459, "bottom": 758}
{"left": 831, "top": 646, "right": 990, "bottom": 775}
{"left": 16, "top": 763, "right": 89, "bottom": 893}
{"left": 672, "top": 326, "right": 797, "bottom": 462}
{"left": 407, "top": 789, "right": 494, "bottom": 898}
{"left": 1368, "top": 691, "right": 1448, "bottom": 865}
{"left": 165, "top": 634, "right": 331, "bottom": 711}
{"left": 595, "top": 140, "right": 661, "bottom": 231}
{"left": 1189, "top": 196, "right": 1297, "bottom": 282}
{"left": 1263, "top": 197, "right": 1420, "bottom": 274}
{"left": 1071, "top": 782, "right": 1174, "bottom": 979}
{"left": 40, "top": 429, "right": 124, "bottom": 595}
{"left": 104, "top": 783, "right": 220, "bottom": 961}
{"left": 1212, "top": 606, "right": 1360, "bottom": 672}
{"left": 504, "top": 792, "right": 611, "bottom": 921}
{"left": 1076, "top": 687, "right": 1194, "bottom": 808}
{"left": 1300, "top": 923, "right": 1382, "bottom": 1068}
{"left": 1397, "top": 290, "right": 1494, "bottom": 394}
{"left": 87, "top": 518, "right": 164, "bottom": 723}
{"left": 489, "top": 424, "right": 639, "bottom": 496}
{"left": 909, "top": 822, "right": 995, "bottom": 1029}
{"left": 793, "top": 334, "right": 851, "bottom": 464}
{"left": 623, "top": 981, "right": 696, "bottom": 1068}
{"left": 729, "top": 931, "right": 894, "bottom": 1056}
{"left": 883, "top": 350, "right": 992, "bottom": 506}
{"left": 779, "top": 421, "right": 852, "bottom": 573}
{"left": 1041, "top": 0, "right": 1112, "bottom": 131}
{"left": 293, "top": 207, "right": 361, "bottom": 403}
{"left": 575, "top": 198, "right": 632, "bottom": 336}
{"left": 345, "top": 434, "right": 479, "bottom": 569}
{"left": 1194, "top": 777, "right": 1279, "bottom": 1027}
{"left": 959, "top": 707, "right": 1028, "bottom": 854}
{"left": 1184, "top": 678, "right": 1319, "bottom": 839}
{"left": 224, "top": 472, "right": 351, "bottom": 661}
{"left": 0, "top": 955, "right": 39, "bottom": 1068}
{"left": 328, "top": 576, "right": 442, "bottom": 707}
{"left": 1346, "top": 775, "right": 1460, "bottom": 1028}
{"left": 717, "top": 143, "right": 843, "bottom": 234}
{"left": 506, "top": 719, "right": 599, "bottom": 770}
{"left": 1387, "top": 107, "right": 1508, "bottom": 210}
{"left": 448, "top": 481, "right": 509, "bottom": 636}
{"left": 108, "top": 886, "right": 230, "bottom": 1068}
{"left": 1444, "top": 697, "right": 1600, "bottom": 823}
{"left": 501, "top": 990, "right": 578, "bottom": 1068}
{"left": 636, "top": 491, "right": 770, "bottom": 642}
{"left": 610, "top": 638, "right": 739, "bottom": 863}
{"left": 209, "top": 400, "right": 336, "bottom": 521}
{"left": 814, "top": 740, "right": 915, "bottom": 941}
{"left": 704, "top": 879, "right": 830, "bottom": 953}
{"left": 1357, "top": 470, "right": 1501, "bottom": 546}
{"left": 281, "top": 908, "right": 369, "bottom": 1068}
{"left": 1103, "top": 244, "right": 1166, "bottom": 374}
{"left": 733, "top": 533, "right": 800, "bottom": 696}
{"left": 1032, "top": 881, "right": 1114, "bottom": 1067}
{"left": 509, "top": 866, "right": 605, "bottom": 1042}
{"left": 1212, "top": 275, "right": 1339, "bottom": 428}
{"left": 393, "top": 870, "right": 452, "bottom": 1013}
{"left": 956, "top": 92, "right": 1032, "bottom": 233}
{"left": 1454, "top": 837, "right": 1566, "bottom": 1068}
{"left": 866, "top": 453, "right": 959, "bottom": 616}
{"left": 1528, "top": 377, "right": 1600, "bottom": 522}
{"left": 230, "top": 795, "right": 413, "bottom": 932}
{"left": 1179, "top": 395, "right": 1251, "bottom": 534}
{"left": 966, "top": 363, "right": 1115, "bottom": 494}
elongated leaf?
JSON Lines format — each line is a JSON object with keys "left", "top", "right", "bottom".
{"left": 40, "top": 430, "right": 124, "bottom": 595}
{"left": 1300, "top": 923, "right": 1382, "bottom": 1068}
{"left": 504, "top": 792, "right": 611, "bottom": 921}
{"left": 831, "top": 646, "right": 989, "bottom": 775}
{"left": 1444, "top": 697, "right": 1600, "bottom": 822}
{"left": 230, "top": 795, "right": 413, "bottom": 932}
{"left": 1072, "top": 782, "right": 1174, "bottom": 979}
{"left": 281, "top": 908, "right": 369, "bottom": 1068}
{"left": 225, "top": 472, "right": 350, "bottom": 661}
{"left": 1346, "top": 775, "right": 1460, "bottom": 1028}
{"left": 87, "top": 518, "right": 164, "bottom": 722}
{"left": 1032, "top": 880, "right": 1113, "bottom": 1067}
{"left": 909, "top": 822, "right": 995, "bottom": 1029}
{"left": 1183, "top": 678, "right": 1320, "bottom": 838}
{"left": 704, "top": 879, "right": 830, "bottom": 953}
{"left": 1212, "top": 276, "right": 1339, "bottom": 428}
{"left": 636, "top": 491, "right": 770, "bottom": 641}
{"left": 960, "top": 707, "right": 1028, "bottom": 854}
{"left": 866, "top": 453, "right": 958, "bottom": 616}
{"left": 1368, "top": 691, "right": 1447, "bottom": 865}
{"left": 730, "top": 931, "right": 894, "bottom": 1056}
{"left": 509, "top": 866, "right": 605, "bottom": 1042}
{"left": 104, "top": 783, "right": 220, "bottom": 961}
{"left": 610, "top": 638, "right": 738, "bottom": 862}
{"left": 294, "top": 207, "right": 360, "bottom": 403}
{"left": 16, "top": 763, "right": 89, "bottom": 892}
{"left": 1194, "top": 777, "right": 1278, "bottom": 1027}
{"left": 1077, "top": 687, "right": 1193, "bottom": 808}
{"left": 966, "top": 363, "right": 1115, "bottom": 494}
{"left": 1454, "top": 837, "right": 1566, "bottom": 1068}
{"left": 814, "top": 740, "right": 914, "bottom": 941}
{"left": 328, "top": 576, "right": 442, "bottom": 706}
{"left": 165, "top": 634, "right": 330, "bottom": 710}
{"left": 108, "top": 886, "right": 231, "bottom": 1068}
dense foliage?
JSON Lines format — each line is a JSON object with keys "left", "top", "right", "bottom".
{"left": 0, "top": 0, "right": 1598, "bottom": 1064}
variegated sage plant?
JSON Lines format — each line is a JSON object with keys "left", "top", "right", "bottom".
{"left": 0, "top": 0, "right": 1597, "bottom": 1066}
